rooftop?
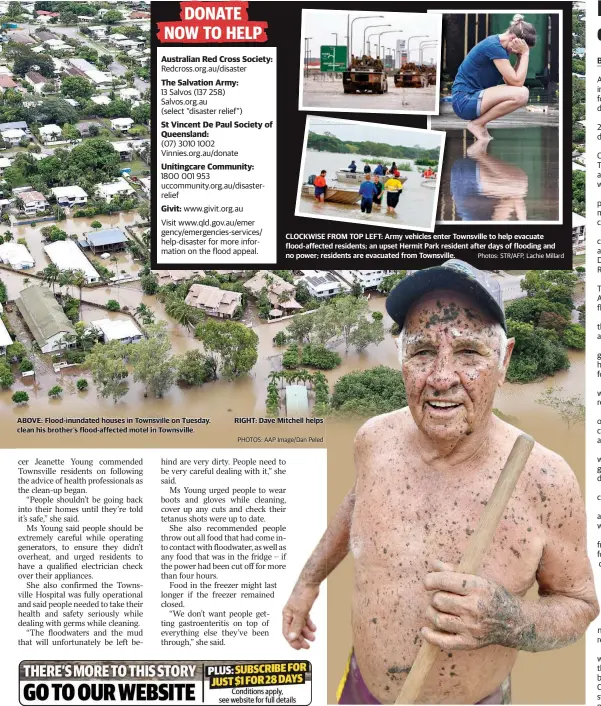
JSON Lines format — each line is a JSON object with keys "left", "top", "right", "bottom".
{"left": 185, "top": 284, "right": 242, "bottom": 317}
{"left": 86, "top": 228, "right": 127, "bottom": 246}
{"left": 19, "top": 190, "right": 46, "bottom": 204}
{"left": 16, "top": 285, "right": 74, "bottom": 346}
{"left": 91, "top": 318, "right": 142, "bottom": 341}
{"left": 51, "top": 185, "right": 88, "bottom": 199}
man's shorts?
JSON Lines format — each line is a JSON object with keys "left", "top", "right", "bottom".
{"left": 314, "top": 186, "right": 326, "bottom": 198}
{"left": 336, "top": 651, "right": 511, "bottom": 704}
{"left": 452, "top": 89, "right": 485, "bottom": 121}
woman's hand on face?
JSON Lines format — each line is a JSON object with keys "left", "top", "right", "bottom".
{"left": 511, "top": 38, "right": 529, "bottom": 55}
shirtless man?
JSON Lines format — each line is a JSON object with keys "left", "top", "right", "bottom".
{"left": 282, "top": 261, "right": 598, "bottom": 704}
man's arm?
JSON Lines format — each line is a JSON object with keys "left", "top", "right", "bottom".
{"left": 282, "top": 485, "right": 356, "bottom": 649}
{"left": 421, "top": 456, "right": 598, "bottom": 652}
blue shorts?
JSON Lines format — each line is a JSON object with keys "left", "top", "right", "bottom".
{"left": 452, "top": 89, "right": 485, "bottom": 121}
{"left": 314, "top": 186, "right": 326, "bottom": 197}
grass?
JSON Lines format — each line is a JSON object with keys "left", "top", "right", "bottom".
{"left": 121, "top": 158, "right": 147, "bottom": 176}
{"left": 572, "top": 254, "right": 585, "bottom": 266}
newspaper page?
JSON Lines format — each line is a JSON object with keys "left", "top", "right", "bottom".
{"left": 0, "top": 1, "right": 596, "bottom": 705}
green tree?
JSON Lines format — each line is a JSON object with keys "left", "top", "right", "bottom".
{"left": 177, "top": 349, "right": 216, "bottom": 385}
{"left": 282, "top": 343, "right": 299, "bottom": 369}
{"left": 61, "top": 75, "right": 94, "bottom": 101}
{"left": 286, "top": 313, "right": 315, "bottom": 344}
{"left": 106, "top": 299, "right": 120, "bottom": 312}
{"left": 537, "top": 386, "right": 584, "bottom": 429}
{"left": 506, "top": 319, "right": 570, "bottom": 383}
{"left": 165, "top": 296, "right": 203, "bottom": 331}
{"left": 6, "top": 341, "right": 26, "bottom": 361}
{"left": 300, "top": 343, "right": 341, "bottom": 370}
{"left": 140, "top": 271, "right": 159, "bottom": 295}
{"left": 195, "top": 319, "right": 259, "bottom": 380}
{"left": 76, "top": 378, "right": 88, "bottom": 392}
{"left": 71, "top": 269, "right": 87, "bottom": 315}
{"left": 0, "top": 363, "right": 14, "bottom": 388}
{"left": 87, "top": 340, "right": 129, "bottom": 403}
{"left": 12, "top": 390, "right": 29, "bottom": 405}
{"left": 104, "top": 9, "right": 123, "bottom": 23}
{"left": 520, "top": 270, "right": 579, "bottom": 310}
{"left": 562, "top": 323, "right": 585, "bottom": 349}
{"left": 48, "top": 385, "right": 62, "bottom": 398}
{"left": 330, "top": 366, "right": 407, "bottom": 417}
{"left": 378, "top": 271, "right": 407, "bottom": 294}
{"left": 129, "top": 321, "right": 176, "bottom": 398}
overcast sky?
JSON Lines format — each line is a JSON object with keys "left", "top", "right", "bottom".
{"left": 302, "top": 10, "right": 441, "bottom": 64}
{"left": 308, "top": 117, "right": 443, "bottom": 150}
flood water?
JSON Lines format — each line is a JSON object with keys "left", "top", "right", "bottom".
{"left": 13, "top": 210, "right": 143, "bottom": 279}
{"left": 1, "top": 291, "right": 585, "bottom": 490}
{"left": 437, "top": 127, "right": 560, "bottom": 222}
{"left": 298, "top": 150, "right": 438, "bottom": 231}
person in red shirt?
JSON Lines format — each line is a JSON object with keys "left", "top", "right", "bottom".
{"left": 314, "top": 170, "right": 327, "bottom": 202}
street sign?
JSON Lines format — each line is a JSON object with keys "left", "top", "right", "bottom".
{"left": 320, "top": 45, "right": 347, "bottom": 72}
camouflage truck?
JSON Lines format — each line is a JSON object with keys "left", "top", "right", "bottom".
{"left": 394, "top": 63, "right": 436, "bottom": 88}
{"left": 343, "top": 63, "right": 388, "bottom": 94}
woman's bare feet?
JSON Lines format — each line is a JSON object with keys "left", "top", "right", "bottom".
{"left": 466, "top": 121, "right": 491, "bottom": 142}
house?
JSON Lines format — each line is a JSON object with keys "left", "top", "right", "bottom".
{"left": 84, "top": 70, "right": 113, "bottom": 87}
{"left": 140, "top": 177, "right": 150, "bottom": 196}
{"left": 1, "top": 128, "right": 25, "bottom": 146}
{"left": 75, "top": 121, "right": 98, "bottom": 137}
{"left": 91, "top": 318, "right": 143, "bottom": 344}
{"left": 15, "top": 285, "right": 75, "bottom": 353}
{"left": 64, "top": 98, "right": 79, "bottom": 108}
{"left": 8, "top": 31, "right": 36, "bottom": 45}
{"left": 0, "top": 242, "right": 34, "bottom": 269}
{"left": 245, "top": 270, "right": 301, "bottom": 311}
{"left": 67, "top": 58, "right": 95, "bottom": 76}
{"left": 0, "top": 66, "right": 14, "bottom": 77}
{"left": 88, "top": 26, "right": 107, "bottom": 39}
{"left": 111, "top": 140, "right": 133, "bottom": 160}
{"left": 44, "top": 39, "right": 73, "bottom": 52}
{"left": 90, "top": 94, "right": 111, "bottom": 106}
{"left": 39, "top": 124, "right": 62, "bottom": 144}
{"left": 51, "top": 57, "right": 68, "bottom": 76}
{"left": 111, "top": 117, "right": 134, "bottom": 132}
{"left": 109, "top": 33, "right": 128, "bottom": 44}
{"left": 0, "top": 156, "right": 11, "bottom": 175}
{"left": 0, "top": 121, "right": 30, "bottom": 135}
{"left": 0, "top": 75, "right": 17, "bottom": 93}
{"left": 25, "top": 70, "right": 49, "bottom": 93}
{"left": 51, "top": 185, "right": 88, "bottom": 207}
{"left": 299, "top": 270, "right": 349, "bottom": 299}
{"left": 185, "top": 284, "right": 242, "bottom": 319}
{"left": 35, "top": 30, "right": 58, "bottom": 42}
{"left": 572, "top": 212, "right": 586, "bottom": 245}
{"left": 153, "top": 270, "right": 204, "bottom": 284}
{"left": 96, "top": 178, "right": 135, "bottom": 201}
{"left": 0, "top": 315, "right": 11, "bottom": 354}
{"left": 44, "top": 239, "right": 99, "bottom": 283}
{"left": 120, "top": 87, "right": 141, "bottom": 102}
{"left": 335, "top": 269, "right": 398, "bottom": 290}
{"left": 85, "top": 227, "right": 128, "bottom": 254}
{"left": 18, "top": 190, "right": 48, "bottom": 214}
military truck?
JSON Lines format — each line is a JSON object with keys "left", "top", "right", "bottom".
{"left": 343, "top": 65, "right": 388, "bottom": 94}
{"left": 394, "top": 63, "right": 436, "bottom": 88}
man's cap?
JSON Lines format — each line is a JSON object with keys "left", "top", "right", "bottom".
{"left": 385, "top": 260, "right": 506, "bottom": 332}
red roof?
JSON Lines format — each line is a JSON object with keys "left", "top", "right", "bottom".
{"left": 36, "top": 10, "right": 59, "bottom": 16}
{"left": 130, "top": 11, "right": 150, "bottom": 18}
{"left": 0, "top": 76, "right": 17, "bottom": 88}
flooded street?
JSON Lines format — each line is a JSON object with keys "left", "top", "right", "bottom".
{"left": 298, "top": 150, "right": 438, "bottom": 230}
{"left": 301, "top": 77, "right": 437, "bottom": 113}
{"left": 436, "top": 127, "right": 560, "bottom": 222}
{"left": 13, "top": 211, "right": 144, "bottom": 279}
{"left": 1, "top": 292, "right": 584, "bottom": 483}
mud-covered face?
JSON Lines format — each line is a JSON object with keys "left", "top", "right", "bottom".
{"left": 401, "top": 290, "right": 512, "bottom": 443}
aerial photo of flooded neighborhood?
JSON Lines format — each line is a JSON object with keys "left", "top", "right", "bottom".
{"left": 0, "top": 1, "right": 586, "bottom": 467}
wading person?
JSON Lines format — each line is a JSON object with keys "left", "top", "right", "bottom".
{"left": 283, "top": 260, "right": 598, "bottom": 705}
{"left": 313, "top": 170, "right": 327, "bottom": 202}
{"left": 452, "top": 14, "right": 536, "bottom": 141}
{"left": 359, "top": 174, "right": 378, "bottom": 214}
{"left": 372, "top": 175, "right": 383, "bottom": 208}
{"left": 384, "top": 174, "right": 403, "bottom": 213}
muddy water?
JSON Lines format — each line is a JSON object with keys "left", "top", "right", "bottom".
{"left": 437, "top": 127, "right": 560, "bottom": 222}
{"left": 1, "top": 291, "right": 585, "bottom": 474}
{"left": 298, "top": 150, "right": 438, "bottom": 230}
{"left": 12, "top": 211, "right": 143, "bottom": 278}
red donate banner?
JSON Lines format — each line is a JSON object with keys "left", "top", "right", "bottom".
{"left": 156, "top": 1, "right": 268, "bottom": 44}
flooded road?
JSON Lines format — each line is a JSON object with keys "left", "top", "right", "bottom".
{"left": 437, "top": 127, "right": 560, "bottom": 222}
{"left": 298, "top": 150, "right": 438, "bottom": 231}
{"left": 301, "top": 77, "right": 437, "bottom": 113}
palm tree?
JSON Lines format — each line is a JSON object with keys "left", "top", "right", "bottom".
{"left": 3, "top": 230, "right": 12, "bottom": 242}
{"left": 71, "top": 269, "right": 87, "bottom": 315}
{"left": 58, "top": 269, "right": 74, "bottom": 297}
{"left": 135, "top": 303, "right": 155, "bottom": 325}
{"left": 165, "top": 296, "right": 201, "bottom": 332}
{"left": 42, "top": 263, "right": 60, "bottom": 293}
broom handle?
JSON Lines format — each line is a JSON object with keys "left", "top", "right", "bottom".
{"left": 395, "top": 433, "right": 535, "bottom": 705}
